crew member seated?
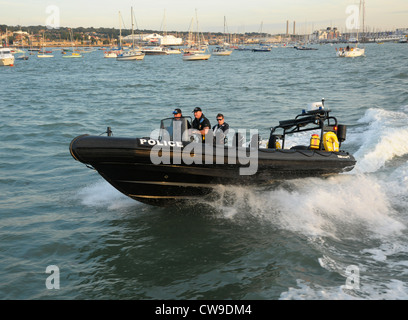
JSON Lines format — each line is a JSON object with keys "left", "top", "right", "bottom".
{"left": 192, "top": 107, "right": 211, "bottom": 142}
{"left": 212, "top": 113, "right": 229, "bottom": 145}
{"left": 173, "top": 108, "right": 191, "bottom": 128}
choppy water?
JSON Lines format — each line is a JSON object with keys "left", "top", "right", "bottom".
{"left": 1, "top": 43, "right": 407, "bottom": 300}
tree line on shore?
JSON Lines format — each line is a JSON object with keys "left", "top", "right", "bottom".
{"left": 1, "top": 24, "right": 272, "bottom": 44}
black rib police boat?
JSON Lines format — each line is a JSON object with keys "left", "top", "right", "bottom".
{"left": 70, "top": 103, "right": 356, "bottom": 206}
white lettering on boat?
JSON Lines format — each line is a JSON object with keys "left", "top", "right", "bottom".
{"left": 139, "top": 138, "right": 183, "bottom": 148}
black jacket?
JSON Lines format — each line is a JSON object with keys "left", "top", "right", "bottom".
{"left": 212, "top": 122, "right": 229, "bottom": 133}
{"left": 192, "top": 115, "right": 211, "bottom": 131}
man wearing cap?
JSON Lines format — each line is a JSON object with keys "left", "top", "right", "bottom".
{"left": 173, "top": 108, "right": 191, "bottom": 128}
{"left": 173, "top": 108, "right": 183, "bottom": 118}
{"left": 192, "top": 107, "right": 211, "bottom": 141}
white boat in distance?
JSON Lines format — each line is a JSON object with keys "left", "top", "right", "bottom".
{"left": 0, "top": 48, "right": 15, "bottom": 66}
{"left": 16, "top": 53, "right": 29, "bottom": 60}
{"left": 337, "top": 0, "right": 366, "bottom": 58}
{"left": 117, "top": 50, "right": 145, "bottom": 61}
{"left": 38, "top": 32, "right": 54, "bottom": 58}
{"left": 37, "top": 48, "right": 54, "bottom": 58}
{"left": 117, "top": 7, "right": 145, "bottom": 61}
{"left": 104, "top": 50, "right": 120, "bottom": 58}
{"left": 212, "top": 46, "right": 233, "bottom": 56}
{"left": 182, "top": 10, "right": 211, "bottom": 61}
{"left": 336, "top": 45, "right": 365, "bottom": 57}
{"left": 182, "top": 51, "right": 211, "bottom": 61}
{"left": 142, "top": 46, "right": 168, "bottom": 55}
{"left": 38, "top": 52, "right": 54, "bottom": 58}
{"left": 212, "top": 17, "right": 233, "bottom": 56}
{"left": 163, "top": 47, "right": 182, "bottom": 54}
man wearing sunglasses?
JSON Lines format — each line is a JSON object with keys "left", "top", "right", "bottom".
{"left": 212, "top": 113, "right": 229, "bottom": 145}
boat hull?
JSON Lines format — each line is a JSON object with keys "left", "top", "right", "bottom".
{"left": 182, "top": 53, "right": 211, "bottom": 61}
{"left": 212, "top": 51, "right": 232, "bottom": 56}
{"left": 70, "top": 135, "right": 356, "bottom": 206}
{"left": 62, "top": 54, "right": 83, "bottom": 58}
{"left": 337, "top": 48, "right": 365, "bottom": 57}
{"left": 116, "top": 53, "right": 145, "bottom": 61}
{"left": 142, "top": 48, "right": 168, "bottom": 55}
{"left": 0, "top": 57, "right": 15, "bottom": 66}
{"left": 104, "top": 50, "right": 121, "bottom": 58}
{"left": 252, "top": 48, "right": 271, "bottom": 52}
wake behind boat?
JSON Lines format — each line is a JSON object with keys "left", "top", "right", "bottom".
{"left": 70, "top": 101, "right": 356, "bottom": 206}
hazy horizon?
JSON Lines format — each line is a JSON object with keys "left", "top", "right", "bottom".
{"left": 1, "top": 0, "right": 407, "bottom": 34}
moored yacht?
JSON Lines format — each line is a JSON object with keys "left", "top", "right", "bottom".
{"left": 212, "top": 46, "right": 233, "bottom": 56}
{"left": 182, "top": 51, "right": 211, "bottom": 61}
{"left": 0, "top": 48, "right": 15, "bottom": 66}
{"left": 116, "top": 50, "right": 145, "bottom": 61}
{"left": 142, "top": 46, "right": 168, "bottom": 55}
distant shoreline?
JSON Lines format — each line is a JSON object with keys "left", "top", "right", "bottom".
{"left": 2, "top": 25, "right": 407, "bottom": 48}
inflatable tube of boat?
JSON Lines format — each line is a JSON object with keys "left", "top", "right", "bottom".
{"left": 323, "top": 132, "right": 339, "bottom": 152}
{"left": 69, "top": 134, "right": 89, "bottom": 162}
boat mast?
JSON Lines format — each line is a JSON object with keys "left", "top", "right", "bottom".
{"left": 131, "top": 7, "right": 135, "bottom": 49}
{"left": 223, "top": 16, "right": 226, "bottom": 45}
{"left": 195, "top": 9, "right": 200, "bottom": 49}
{"left": 357, "top": 0, "right": 365, "bottom": 43}
{"left": 362, "top": 0, "right": 365, "bottom": 42}
{"left": 187, "top": 17, "right": 193, "bottom": 48}
{"left": 118, "top": 11, "right": 122, "bottom": 49}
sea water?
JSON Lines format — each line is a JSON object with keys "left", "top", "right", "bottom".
{"left": 0, "top": 43, "right": 407, "bottom": 300}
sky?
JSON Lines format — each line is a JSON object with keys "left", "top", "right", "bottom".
{"left": 1, "top": 0, "right": 407, "bottom": 33}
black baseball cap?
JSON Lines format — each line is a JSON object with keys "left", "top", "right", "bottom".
{"left": 173, "top": 108, "right": 182, "bottom": 114}
{"left": 192, "top": 107, "right": 202, "bottom": 113}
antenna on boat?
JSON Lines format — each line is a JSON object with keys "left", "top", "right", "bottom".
{"left": 106, "top": 127, "right": 112, "bottom": 136}
{"left": 321, "top": 98, "right": 325, "bottom": 107}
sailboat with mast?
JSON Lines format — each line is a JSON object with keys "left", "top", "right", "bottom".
{"left": 104, "top": 12, "right": 124, "bottom": 58}
{"left": 117, "top": 7, "right": 145, "bottom": 61}
{"left": 62, "top": 29, "right": 82, "bottom": 58}
{"left": 182, "top": 10, "right": 211, "bottom": 61}
{"left": 212, "top": 16, "right": 233, "bottom": 56}
{"left": 15, "top": 27, "right": 29, "bottom": 60}
{"left": 252, "top": 22, "right": 271, "bottom": 52}
{"left": 337, "top": 0, "right": 366, "bottom": 57}
{"left": 37, "top": 31, "right": 54, "bottom": 58}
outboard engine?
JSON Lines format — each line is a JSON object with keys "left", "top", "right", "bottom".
{"left": 336, "top": 124, "right": 347, "bottom": 142}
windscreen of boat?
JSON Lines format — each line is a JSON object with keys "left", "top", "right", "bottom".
{"left": 159, "top": 117, "right": 192, "bottom": 142}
